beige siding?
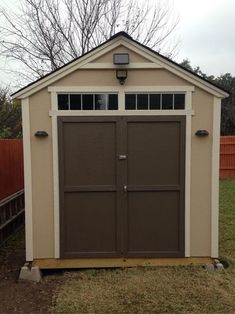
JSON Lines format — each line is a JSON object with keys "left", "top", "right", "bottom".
{"left": 27, "top": 50, "right": 214, "bottom": 258}
{"left": 53, "top": 68, "right": 189, "bottom": 87}
{"left": 29, "top": 89, "right": 54, "bottom": 258}
{"left": 191, "top": 88, "right": 213, "bottom": 256}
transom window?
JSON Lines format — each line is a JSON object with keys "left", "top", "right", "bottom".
{"left": 125, "top": 93, "right": 185, "bottom": 110}
{"left": 57, "top": 92, "right": 186, "bottom": 111}
{"left": 58, "top": 93, "right": 118, "bottom": 110}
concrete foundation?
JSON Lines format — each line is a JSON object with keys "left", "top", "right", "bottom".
{"left": 19, "top": 264, "right": 42, "bottom": 282}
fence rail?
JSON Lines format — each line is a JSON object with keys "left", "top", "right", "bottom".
{"left": 0, "top": 190, "right": 24, "bottom": 246}
{"left": 220, "top": 136, "right": 235, "bottom": 178}
{"left": 0, "top": 139, "right": 24, "bottom": 200}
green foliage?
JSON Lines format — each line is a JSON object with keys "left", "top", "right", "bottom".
{"left": 0, "top": 88, "right": 22, "bottom": 139}
{"left": 180, "top": 60, "right": 235, "bottom": 135}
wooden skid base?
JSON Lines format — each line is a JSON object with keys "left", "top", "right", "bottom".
{"left": 32, "top": 257, "right": 212, "bottom": 269}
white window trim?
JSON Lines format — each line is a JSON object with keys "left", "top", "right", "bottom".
{"left": 48, "top": 85, "right": 195, "bottom": 93}
{"left": 51, "top": 89, "right": 193, "bottom": 258}
{"left": 22, "top": 98, "right": 33, "bottom": 261}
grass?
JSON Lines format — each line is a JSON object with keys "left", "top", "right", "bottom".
{"left": 219, "top": 179, "right": 235, "bottom": 264}
{"left": 52, "top": 179, "right": 235, "bottom": 313}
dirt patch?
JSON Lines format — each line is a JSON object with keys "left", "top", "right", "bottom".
{"left": 0, "top": 229, "right": 63, "bottom": 314}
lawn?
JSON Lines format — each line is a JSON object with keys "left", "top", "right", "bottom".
{"left": 219, "top": 179, "right": 235, "bottom": 264}
{"left": 52, "top": 179, "right": 235, "bottom": 314}
{"left": 0, "top": 180, "right": 234, "bottom": 313}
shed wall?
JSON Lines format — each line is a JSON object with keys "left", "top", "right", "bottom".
{"left": 28, "top": 68, "right": 214, "bottom": 259}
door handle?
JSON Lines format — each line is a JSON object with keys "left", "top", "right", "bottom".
{"left": 123, "top": 185, "right": 128, "bottom": 192}
{"left": 119, "top": 154, "right": 127, "bottom": 160}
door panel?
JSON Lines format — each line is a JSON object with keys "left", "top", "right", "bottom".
{"left": 59, "top": 117, "right": 122, "bottom": 258}
{"left": 127, "top": 191, "right": 180, "bottom": 255}
{"left": 59, "top": 116, "right": 185, "bottom": 258}
{"left": 63, "top": 122, "right": 116, "bottom": 186}
{"left": 63, "top": 192, "right": 117, "bottom": 255}
{"left": 124, "top": 117, "right": 185, "bottom": 257}
{"left": 127, "top": 121, "right": 180, "bottom": 185}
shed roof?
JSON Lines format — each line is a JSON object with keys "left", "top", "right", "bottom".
{"left": 12, "top": 31, "right": 229, "bottom": 99}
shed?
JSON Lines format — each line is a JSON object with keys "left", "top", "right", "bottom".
{"left": 13, "top": 32, "right": 229, "bottom": 269}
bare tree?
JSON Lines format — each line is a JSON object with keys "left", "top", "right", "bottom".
{"left": 0, "top": 0, "right": 179, "bottom": 85}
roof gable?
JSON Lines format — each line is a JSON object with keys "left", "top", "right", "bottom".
{"left": 91, "top": 45, "right": 151, "bottom": 63}
{"left": 12, "top": 31, "right": 229, "bottom": 99}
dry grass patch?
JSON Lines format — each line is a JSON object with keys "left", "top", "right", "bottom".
{"left": 52, "top": 179, "right": 235, "bottom": 313}
{"left": 53, "top": 267, "right": 235, "bottom": 313}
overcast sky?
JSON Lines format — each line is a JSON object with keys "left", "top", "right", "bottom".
{"left": 173, "top": 0, "right": 235, "bottom": 76}
{"left": 0, "top": 0, "right": 234, "bottom": 88}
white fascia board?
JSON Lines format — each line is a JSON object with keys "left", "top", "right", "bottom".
{"left": 121, "top": 38, "right": 229, "bottom": 99}
{"left": 12, "top": 37, "right": 123, "bottom": 99}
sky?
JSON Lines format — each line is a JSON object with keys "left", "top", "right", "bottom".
{"left": 0, "top": 0, "right": 234, "bottom": 89}
{"left": 173, "top": 0, "right": 235, "bottom": 76}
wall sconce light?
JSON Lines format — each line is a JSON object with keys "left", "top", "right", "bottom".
{"left": 195, "top": 130, "right": 209, "bottom": 137}
{"left": 113, "top": 53, "right": 129, "bottom": 85}
{"left": 116, "top": 70, "right": 128, "bottom": 85}
{"left": 35, "top": 130, "right": 48, "bottom": 137}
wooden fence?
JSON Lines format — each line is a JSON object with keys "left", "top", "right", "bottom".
{"left": 0, "top": 190, "right": 24, "bottom": 246}
{"left": 220, "top": 136, "right": 235, "bottom": 178}
{"left": 0, "top": 139, "right": 24, "bottom": 200}
{"left": 0, "top": 139, "right": 24, "bottom": 245}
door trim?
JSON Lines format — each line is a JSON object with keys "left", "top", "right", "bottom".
{"left": 51, "top": 91, "right": 192, "bottom": 259}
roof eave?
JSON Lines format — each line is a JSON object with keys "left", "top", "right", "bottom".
{"left": 12, "top": 32, "right": 230, "bottom": 100}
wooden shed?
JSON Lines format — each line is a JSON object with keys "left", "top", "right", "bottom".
{"left": 12, "top": 32, "right": 229, "bottom": 269}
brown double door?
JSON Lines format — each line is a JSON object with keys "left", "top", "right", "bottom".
{"left": 58, "top": 116, "right": 185, "bottom": 258}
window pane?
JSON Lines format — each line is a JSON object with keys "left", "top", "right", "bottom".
{"left": 125, "top": 94, "right": 136, "bottom": 109}
{"left": 82, "top": 94, "right": 93, "bottom": 110}
{"left": 58, "top": 94, "right": 69, "bottom": 110}
{"left": 174, "top": 94, "right": 185, "bottom": 109}
{"left": 162, "top": 94, "right": 173, "bottom": 110}
{"left": 150, "top": 94, "right": 161, "bottom": 109}
{"left": 70, "top": 94, "right": 81, "bottom": 110}
{"left": 95, "top": 94, "right": 107, "bottom": 110}
{"left": 137, "top": 94, "right": 148, "bottom": 110}
{"left": 108, "top": 94, "right": 118, "bottom": 110}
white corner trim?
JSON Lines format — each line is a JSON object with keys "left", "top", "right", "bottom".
{"left": 22, "top": 98, "right": 33, "bottom": 261}
{"left": 48, "top": 86, "right": 195, "bottom": 93}
{"left": 185, "top": 91, "right": 192, "bottom": 257}
{"left": 51, "top": 92, "right": 60, "bottom": 258}
{"left": 211, "top": 97, "right": 221, "bottom": 258}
